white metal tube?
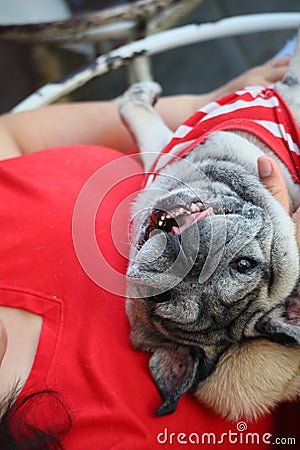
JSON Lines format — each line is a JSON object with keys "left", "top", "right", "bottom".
{"left": 68, "top": 21, "right": 136, "bottom": 42}
{"left": 13, "top": 13, "right": 300, "bottom": 112}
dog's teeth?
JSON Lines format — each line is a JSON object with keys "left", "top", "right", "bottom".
{"left": 167, "top": 207, "right": 189, "bottom": 219}
{"left": 190, "top": 202, "right": 200, "bottom": 213}
{"left": 158, "top": 220, "right": 163, "bottom": 227}
{"left": 160, "top": 214, "right": 166, "bottom": 221}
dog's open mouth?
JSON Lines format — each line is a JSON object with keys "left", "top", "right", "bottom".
{"left": 143, "top": 202, "right": 214, "bottom": 242}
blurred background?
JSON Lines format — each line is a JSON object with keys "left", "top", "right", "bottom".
{"left": 0, "top": 0, "right": 300, "bottom": 113}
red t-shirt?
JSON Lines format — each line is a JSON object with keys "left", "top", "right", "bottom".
{"left": 0, "top": 145, "right": 297, "bottom": 449}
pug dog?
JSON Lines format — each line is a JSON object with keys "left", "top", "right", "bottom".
{"left": 119, "top": 36, "right": 300, "bottom": 421}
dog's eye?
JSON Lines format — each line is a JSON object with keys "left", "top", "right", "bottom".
{"left": 148, "top": 291, "right": 171, "bottom": 303}
{"left": 230, "top": 257, "right": 256, "bottom": 273}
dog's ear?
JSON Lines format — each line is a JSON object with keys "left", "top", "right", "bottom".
{"left": 256, "top": 295, "right": 300, "bottom": 344}
{"left": 149, "top": 346, "right": 199, "bottom": 416}
{"left": 149, "top": 346, "right": 217, "bottom": 416}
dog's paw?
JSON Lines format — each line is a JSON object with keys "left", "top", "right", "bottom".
{"left": 120, "top": 81, "right": 162, "bottom": 109}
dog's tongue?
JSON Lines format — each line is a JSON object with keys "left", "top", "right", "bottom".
{"left": 171, "top": 207, "right": 214, "bottom": 235}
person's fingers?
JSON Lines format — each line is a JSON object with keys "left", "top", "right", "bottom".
{"left": 257, "top": 156, "right": 290, "bottom": 212}
{"left": 257, "top": 56, "right": 290, "bottom": 84}
{"left": 267, "top": 55, "right": 291, "bottom": 68}
{"left": 292, "top": 207, "right": 300, "bottom": 249}
{"left": 213, "top": 56, "right": 290, "bottom": 97}
{"left": 266, "top": 66, "right": 289, "bottom": 83}
{"left": 258, "top": 156, "right": 300, "bottom": 250}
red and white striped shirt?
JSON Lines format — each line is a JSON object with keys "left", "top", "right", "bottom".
{"left": 144, "top": 86, "right": 300, "bottom": 187}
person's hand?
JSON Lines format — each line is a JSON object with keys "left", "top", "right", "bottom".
{"left": 210, "top": 56, "right": 291, "bottom": 101}
{"left": 293, "top": 207, "right": 300, "bottom": 249}
{"left": 257, "top": 155, "right": 300, "bottom": 249}
{"left": 229, "top": 56, "right": 290, "bottom": 89}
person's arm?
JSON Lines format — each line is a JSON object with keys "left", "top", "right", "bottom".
{"left": 0, "top": 101, "right": 129, "bottom": 157}
{"left": 0, "top": 56, "right": 290, "bottom": 159}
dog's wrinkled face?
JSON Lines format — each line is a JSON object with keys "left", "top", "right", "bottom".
{"left": 126, "top": 154, "right": 300, "bottom": 416}
{"left": 128, "top": 192, "right": 273, "bottom": 346}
